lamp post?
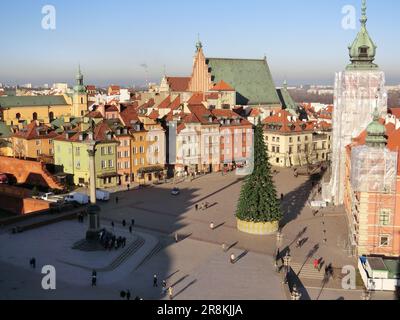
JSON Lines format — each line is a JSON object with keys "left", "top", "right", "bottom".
{"left": 291, "top": 284, "right": 302, "bottom": 301}
{"left": 283, "top": 252, "right": 291, "bottom": 284}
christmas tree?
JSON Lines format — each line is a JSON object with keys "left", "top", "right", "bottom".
{"left": 236, "top": 121, "right": 282, "bottom": 223}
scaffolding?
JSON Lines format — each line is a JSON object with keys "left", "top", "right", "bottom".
{"left": 351, "top": 146, "right": 398, "bottom": 194}
{"left": 328, "top": 70, "right": 388, "bottom": 204}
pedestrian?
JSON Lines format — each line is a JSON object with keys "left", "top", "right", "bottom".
{"left": 92, "top": 271, "right": 97, "bottom": 287}
{"left": 210, "top": 222, "right": 215, "bottom": 230}
{"left": 175, "top": 233, "right": 179, "bottom": 243}
{"left": 122, "top": 220, "right": 126, "bottom": 227}
{"left": 168, "top": 287, "right": 173, "bottom": 300}
{"left": 195, "top": 204, "right": 198, "bottom": 211}
{"left": 313, "top": 258, "right": 319, "bottom": 270}
{"left": 131, "top": 219, "right": 135, "bottom": 227}
{"left": 111, "top": 221, "right": 115, "bottom": 228}
{"left": 129, "top": 226, "right": 132, "bottom": 234}
{"left": 32, "top": 258, "right": 36, "bottom": 269}
{"left": 230, "top": 254, "right": 236, "bottom": 264}
{"left": 126, "top": 290, "right": 131, "bottom": 300}
{"left": 127, "top": 184, "right": 130, "bottom": 191}
{"left": 276, "top": 249, "right": 281, "bottom": 262}
{"left": 153, "top": 274, "right": 158, "bottom": 287}
{"left": 162, "top": 280, "right": 167, "bottom": 295}
{"left": 296, "top": 239, "right": 301, "bottom": 248}
{"left": 280, "top": 193, "right": 284, "bottom": 201}
{"left": 116, "top": 197, "right": 119, "bottom": 204}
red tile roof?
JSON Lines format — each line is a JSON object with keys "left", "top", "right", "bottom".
{"left": 389, "top": 108, "right": 400, "bottom": 119}
{"left": 211, "top": 80, "right": 235, "bottom": 92}
{"left": 263, "top": 110, "right": 317, "bottom": 133}
{"left": 13, "top": 121, "right": 58, "bottom": 140}
{"left": 166, "top": 77, "right": 191, "bottom": 92}
{"left": 119, "top": 105, "right": 139, "bottom": 127}
{"left": 157, "top": 96, "right": 171, "bottom": 109}
{"left": 187, "top": 93, "right": 204, "bottom": 106}
{"left": 148, "top": 110, "right": 160, "bottom": 120}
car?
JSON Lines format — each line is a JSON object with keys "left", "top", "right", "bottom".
{"left": 171, "top": 187, "right": 180, "bottom": 196}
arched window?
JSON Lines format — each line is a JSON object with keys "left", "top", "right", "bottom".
{"left": 32, "top": 112, "right": 38, "bottom": 121}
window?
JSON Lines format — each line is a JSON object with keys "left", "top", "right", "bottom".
{"left": 76, "top": 161, "right": 81, "bottom": 169}
{"left": 297, "top": 137, "right": 301, "bottom": 142}
{"left": 33, "top": 112, "right": 38, "bottom": 121}
{"left": 276, "top": 158, "right": 280, "bottom": 164}
{"left": 140, "top": 146, "right": 145, "bottom": 154}
{"left": 379, "top": 209, "right": 391, "bottom": 226}
{"left": 305, "top": 136, "right": 309, "bottom": 141}
{"left": 132, "top": 147, "right": 137, "bottom": 154}
{"left": 36, "top": 149, "right": 41, "bottom": 156}
{"left": 108, "top": 160, "right": 114, "bottom": 168}
{"left": 101, "top": 147, "right": 106, "bottom": 155}
{"left": 108, "top": 146, "right": 113, "bottom": 154}
{"left": 272, "top": 146, "right": 276, "bottom": 153}
{"left": 36, "top": 140, "right": 41, "bottom": 146}
{"left": 140, "top": 158, "right": 144, "bottom": 165}
{"left": 101, "top": 160, "right": 106, "bottom": 169}
{"left": 276, "top": 147, "right": 280, "bottom": 153}
{"left": 124, "top": 162, "right": 130, "bottom": 169}
{"left": 134, "top": 159, "right": 138, "bottom": 166}
{"left": 154, "top": 136, "right": 159, "bottom": 142}
{"left": 289, "top": 137, "right": 293, "bottom": 143}
{"left": 124, "top": 151, "right": 129, "bottom": 157}
{"left": 118, "top": 162, "right": 122, "bottom": 170}
{"left": 117, "top": 152, "right": 122, "bottom": 158}
{"left": 289, "top": 146, "right": 293, "bottom": 154}
{"left": 140, "top": 136, "right": 144, "bottom": 142}
{"left": 272, "top": 137, "right": 276, "bottom": 142}
{"left": 379, "top": 235, "right": 390, "bottom": 247}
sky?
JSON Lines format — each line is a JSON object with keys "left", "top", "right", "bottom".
{"left": 0, "top": 0, "right": 399, "bottom": 87}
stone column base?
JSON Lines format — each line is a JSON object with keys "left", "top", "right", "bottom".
{"left": 237, "top": 218, "right": 279, "bottom": 235}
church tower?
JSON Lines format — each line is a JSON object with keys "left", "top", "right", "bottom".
{"left": 188, "top": 39, "right": 212, "bottom": 93}
{"left": 72, "top": 66, "right": 88, "bottom": 117}
{"left": 327, "top": 0, "right": 388, "bottom": 205}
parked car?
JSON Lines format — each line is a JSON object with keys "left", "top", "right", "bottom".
{"left": 64, "top": 192, "right": 89, "bottom": 205}
{"left": 39, "top": 192, "right": 64, "bottom": 203}
{"left": 0, "top": 173, "right": 9, "bottom": 185}
{"left": 171, "top": 187, "right": 180, "bottom": 196}
{"left": 96, "top": 189, "right": 110, "bottom": 201}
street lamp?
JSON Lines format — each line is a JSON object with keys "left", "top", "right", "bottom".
{"left": 283, "top": 252, "right": 291, "bottom": 284}
{"left": 291, "top": 284, "right": 302, "bottom": 301}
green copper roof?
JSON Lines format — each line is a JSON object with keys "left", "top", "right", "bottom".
{"left": 74, "top": 65, "right": 86, "bottom": 94}
{"left": 0, "top": 95, "right": 68, "bottom": 108}
{"left": 346, "top": 0, "right": 378, "bottom": 70}
{"left": 206, "top": 57, "right": 280, "bottom": 106}
{"left": 277, "top": 81, "right": 297, "bottom": 116}
{"left": 366, "top": 107, "right": 386, "bottom": 147}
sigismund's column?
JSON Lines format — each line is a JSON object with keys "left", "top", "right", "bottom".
{"left": 86, "top": 137, "right": 101, "bottom": 241}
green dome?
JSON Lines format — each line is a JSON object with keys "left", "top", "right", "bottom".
{"left": 346, "top": 0, "right": 378, "bottom": 70}
{"left": 365, "top": 108, "right": 386, "bottom": 147}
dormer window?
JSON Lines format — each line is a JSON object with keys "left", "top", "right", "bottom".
{"left": 359, "top": 46, "right": 368, "bottom": 57}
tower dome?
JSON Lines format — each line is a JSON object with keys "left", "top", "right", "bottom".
{"left": 365, "top": 107, "right": 387, "bottom": 148}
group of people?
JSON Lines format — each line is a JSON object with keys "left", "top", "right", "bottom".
{"left": 99, "top": 229, "right": 127, "bottom": 251}
{"left": 153, "top": 274, "right": 173, "bottom": 300}
{"left": 195, "top": 202, "right": 210, "bottom": 211}
{"left": 313, "top": 258, "right": 334, "bottom": 278}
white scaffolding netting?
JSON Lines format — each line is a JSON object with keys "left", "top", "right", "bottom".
{"left": 351, "top": 146, "right": 398, "bottom": 193}
{"left": 328, "top": 70, "right": 388, "bottom": 204}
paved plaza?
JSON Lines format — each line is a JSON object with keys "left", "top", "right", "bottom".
{"left": 0, "top": 168, "right": 395, "bottom": 300}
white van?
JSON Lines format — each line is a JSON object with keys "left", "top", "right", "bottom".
{"left": 65, "top": 192, "right": 90, "bottom": 205}
{"left": 96, "top": 189, "right": 110, "bottom": 201}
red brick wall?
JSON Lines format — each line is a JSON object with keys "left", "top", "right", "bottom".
{"left": 0, "top": 156, "right": 63, "bottom": 190}
{"left": 0, "top": 185, "right": 50, "bottom": 215}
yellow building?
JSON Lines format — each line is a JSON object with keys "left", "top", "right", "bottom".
{"left": 11, "top": 121, "right": 58, "bottom": 161}
{"left": 0, "top": 69, "right": 88, "bottom": 125}
{"left": 263, "top": 110, "right": 332, "bottom": 167}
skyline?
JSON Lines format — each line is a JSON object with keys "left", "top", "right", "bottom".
{"left": 1, "top": 0, "right": 399, "bottom": 86}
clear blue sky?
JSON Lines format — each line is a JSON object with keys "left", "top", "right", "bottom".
{"left": 0, "top": 0, "right": 399, "bottom": 86}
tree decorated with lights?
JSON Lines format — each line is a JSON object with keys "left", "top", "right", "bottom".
{"left": 236, "top": 121, "right": 282, "bottom": 223}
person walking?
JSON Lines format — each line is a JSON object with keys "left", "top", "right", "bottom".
{"left": 32, "top": 258, "right": 36, "bottom": 269}
{"left": 122, "top": 220, "right": 126, "bottom": 227}
{"left": 175, "top": 233, "right": 179, "bottom": 243}
{"left": 195, "top": 204, "right": 198, "bottom": 211}
{"left": 153, "top": 274, "right": 158, "bottom": 287}
{"left": 92, "top": 270, "right": 97, "bottom": 287}
{"left": 131, "top": 219, "right": 135, "bottom": 227}
{"left": 129, "top": 225, "right": 132, "bottom": 234}
{"left": 313, "top": 258, "right": 319, "bottom": 270}
{"left": 168, "top": 286, "right": 173, "bottom": 300}
{"left": 111, "top": 221, "right": 115, "bottom": 229}
{"left": 127, "top": 184, "right": 130, "bottom": 191}
{"left": 162, "top": 280, "right": 167, "bottom": 295}
{"left": 126, "top": 290, "right": 131, "bottom": 300}
{"left": 116, "top": 196, "right": 119, "bottom": 204}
